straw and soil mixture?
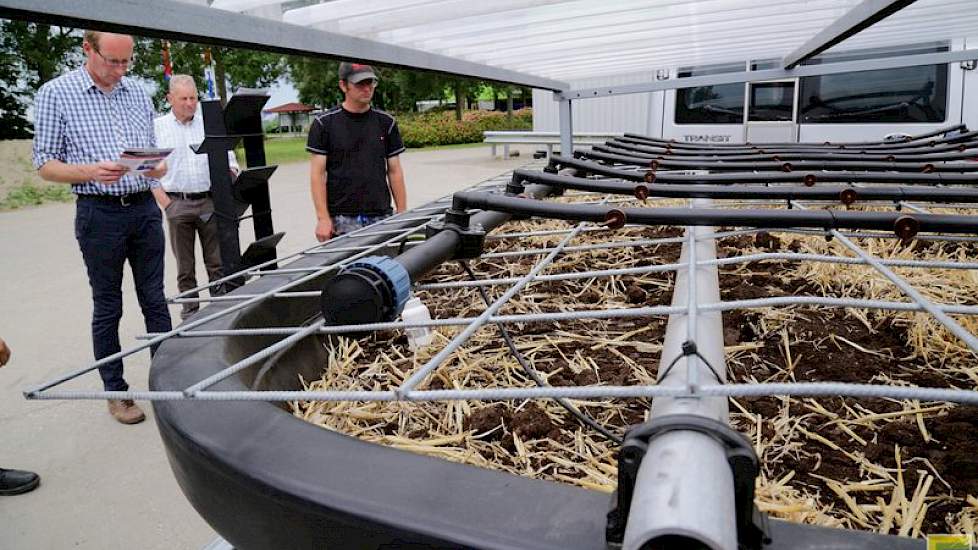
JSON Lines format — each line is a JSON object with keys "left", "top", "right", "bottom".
{"left": 293, "top": 195, "right": 978, "bottom": 538}
{"left": 719, "top": 228, "right": 978, "bottom": 537}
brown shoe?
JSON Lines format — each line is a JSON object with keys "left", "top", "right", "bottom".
{"left": 107, "top": 399, "right": 146, "bottom": 425}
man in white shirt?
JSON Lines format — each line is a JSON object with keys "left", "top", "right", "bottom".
{"left": 154, "top": 74, "right": 239, "bottom": 321}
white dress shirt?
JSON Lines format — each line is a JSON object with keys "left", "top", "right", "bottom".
{"left": 154, "top": 109, "right": 239, "bottom": 193}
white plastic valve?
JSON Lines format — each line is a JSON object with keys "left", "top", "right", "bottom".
{"left": 401, "top": 296, "right": 434, "bottom": 351}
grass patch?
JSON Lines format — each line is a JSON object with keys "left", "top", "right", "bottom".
{"left": 240, "top": 134, "right": 495, "bottom": 167}
{"left": 253, "top": 137, "right": 309, "bottom": 166}
{"left": 0, "top": 181, "right": 74, "bottom": 210}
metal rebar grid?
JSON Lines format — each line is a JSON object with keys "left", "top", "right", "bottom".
{"left": 25, "top": 167, "right": 978, "bottom": 406}
{"left": 24, "top": 217, "right": 444, "bottom": 397}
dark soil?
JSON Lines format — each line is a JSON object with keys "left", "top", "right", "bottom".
{"left": 717, "top": 233, "right": 977, "bottom": 533}
{"left": 317, "top": 221, "right": 976, "bottom": 535}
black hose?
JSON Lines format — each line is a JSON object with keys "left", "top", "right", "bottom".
{"left": 452, "top": 191, "right": 978, "bottom": 236}
{"left": 394, "top": 183, "right": 556, "bottom": 282}
{"left": 602, "top": 139, "right": 978, "bottom": 163}
{"left": 511, "top": 169, "right": 978, "bottom": 203}
{"left": 613, "top": 134, "right": 978, "bottom": 156}
{"left": 583, "top": 147, "right": 978, "bottom": 173}
{"left": 458, "top": 260, "right": 623, "bottom": 445}
{"left": 549, "top": 155, "right": 978, "bottom": 186}
{"left": 621, "top": 124, "right": 971, "bottom": 150}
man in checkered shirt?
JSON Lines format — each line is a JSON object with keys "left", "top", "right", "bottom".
{"left": 32, "top": 31, "right": 172, "bottom": 425}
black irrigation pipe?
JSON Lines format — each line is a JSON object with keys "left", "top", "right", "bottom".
{"left": 549, "top": 155, "right": 978, "bottom": 186}
{"left": 614, "top": 135, "right": 978, "bottom": 157}
{"left": 512, "top": 168, "right": 978, "bottom": 205}
{"left": 621, "top": 124, "right": 971, "bottom": 150}
{"left": 583, "top": 148, "right": 978, "bottom": 173}
{"left": 451, "top": 191, "right": 978, "bottom": 239}
{"left": 603, "top": 139, "right": 978, "bottom": 163}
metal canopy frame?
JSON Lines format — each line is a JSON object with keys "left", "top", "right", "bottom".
{"left": 782, "top": 0, "right": 917, "bottom": 68}
{"left": 0, "top": 0, "right": 567, "bottom": 91}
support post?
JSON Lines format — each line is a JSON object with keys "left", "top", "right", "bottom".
{"left": 623, "top": 200, "right": 737, "bottom": 550}
{"left": 558, "top": 97, "right": 573, "bottom": 158}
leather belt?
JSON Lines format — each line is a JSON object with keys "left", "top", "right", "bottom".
{"left": 77, "top": 190, "right": 152, "bottom": 206}
{"left": 166, "top": 191, "right": 212, "bottom": 200}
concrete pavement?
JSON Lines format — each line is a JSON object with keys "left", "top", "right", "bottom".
{"left": 0, "top": 144, "right": 533, "bottom": 549}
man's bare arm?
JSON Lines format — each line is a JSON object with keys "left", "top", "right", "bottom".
{"left": 387, "top": 155, "right": 407, "bottom": 213}
{"left": 310, "top": 154, "right": 333, "bottom": 241}
{"left": 38, "top": 159, "right": 129, "bottom": 184}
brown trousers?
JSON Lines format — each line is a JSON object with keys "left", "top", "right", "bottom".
{"left": 164, "top": 196, "right": 222, "bottom": 319}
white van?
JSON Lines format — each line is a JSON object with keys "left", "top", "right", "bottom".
{"left": 660, "top": 41, "right": 978, "bottom": 144}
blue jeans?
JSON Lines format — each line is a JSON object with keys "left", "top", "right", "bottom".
{"left": 332, "top": 212, "right": 391, "bottom": 236}
{"left": 75, "top": 194, "right": 172, "bottom": 391}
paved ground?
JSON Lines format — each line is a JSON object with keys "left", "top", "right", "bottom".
{"left": 0, "top": 144, "right": 534, "bottom": 549}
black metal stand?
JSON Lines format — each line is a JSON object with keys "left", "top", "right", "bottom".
{"left": 195, "top": 93, "right": 282, "bottom": 291}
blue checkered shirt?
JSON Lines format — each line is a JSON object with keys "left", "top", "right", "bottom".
{"left": 32, "top": 66, "right": 160, "bottom": 196}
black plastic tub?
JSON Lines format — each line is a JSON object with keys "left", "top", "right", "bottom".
{"left": 149, "top": 202, "right": 924, "bottom": 550}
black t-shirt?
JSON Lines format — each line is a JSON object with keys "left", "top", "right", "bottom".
{"left": 305, "top": 106, "right": 406, "bottom": 216}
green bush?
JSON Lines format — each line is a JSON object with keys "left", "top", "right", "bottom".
{"left": 0, "top": 181, "right": 74, "bottom": 210}
{"left": 398, "top": 109, "right": 532, "bottom": 148}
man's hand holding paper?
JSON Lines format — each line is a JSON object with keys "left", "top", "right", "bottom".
{"left": 117, "top": 147, "right": 173, "bottom": 173}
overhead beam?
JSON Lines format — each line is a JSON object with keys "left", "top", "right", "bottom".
{"left": 560, "top": 48, "right": 978, "bottom": 100}
{"left": 0, "top": 0, "right": 568, "bottom": 92}
{"left": 782, "top": 0, "right": 917, "bottom": 69}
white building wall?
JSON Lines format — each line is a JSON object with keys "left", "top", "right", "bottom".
{"left": 533, "top": 72, "right": 665, "bottom": 136}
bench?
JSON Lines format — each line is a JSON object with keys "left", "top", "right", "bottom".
{"left": 483, "top": 131, "right": 623, "bottom": 159}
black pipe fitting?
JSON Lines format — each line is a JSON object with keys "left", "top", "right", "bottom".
{"left": 506, "top": 176, "right": 526, "bottom": 196}
{"left": 320, "top": 256, "right": 411, "bottom": 326}
{"left": 425, "top": 208, "right": 486, "bottom": 260}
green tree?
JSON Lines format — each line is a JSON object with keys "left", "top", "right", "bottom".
{"left": 451, "top": 77, "right": 485, "bottom": 120}
{"left": 0, "top": 20, "right": 80, "bottom": 92}
{"left": 286, "top": 56, "right": 342, "bottom": 109}
{"left": 0, "top": 20, "right": 81, "bottom": 137}
{"left": 287, "top": 55, "right": 489, "bottom": 117}
{"left": 0, "top": 49, "right": 31, "bottom": 139}
{"left": 132, "top": 38, "right": 287, "bottom": 109}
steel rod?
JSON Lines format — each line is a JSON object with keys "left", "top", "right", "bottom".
{"left": 140, "top": 297, "right": 978, "bottom": 340}
{"left": 792, "top": 201, "right": 978, "bottom": 354}
{"left": 27, "top": 381, "right": 978, "bottom": 406}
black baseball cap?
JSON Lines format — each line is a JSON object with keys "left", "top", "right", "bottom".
{"left": 339, "top": 62, "right": 378, "bottom": 84}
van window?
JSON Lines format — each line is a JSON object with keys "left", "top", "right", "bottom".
{"left": 749, "top": 82, "right": 795, "bottom": 122}
{"left": 798, "top": 44, "right": 948, "bottom": 123}
{"left": 675, "top": 63, "right": 745, "bottom": 124}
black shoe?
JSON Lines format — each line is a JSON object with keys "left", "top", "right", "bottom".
{"left": 0, "top": 468, "right": 41, "bottom": 495}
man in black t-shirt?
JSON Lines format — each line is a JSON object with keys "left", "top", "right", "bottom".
{"left": 306, "top": 62, "right": 407, "bottom": 241}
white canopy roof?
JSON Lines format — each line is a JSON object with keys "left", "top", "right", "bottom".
{"left": 3, "top": 0, "right": 976, "bottom": 92}
{"left": 207, "top": 0, "right": 978, "bottom": 82}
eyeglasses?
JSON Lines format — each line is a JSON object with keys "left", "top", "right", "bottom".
{"left": 93, "top": 47, "right": 134, "bottom": 68}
